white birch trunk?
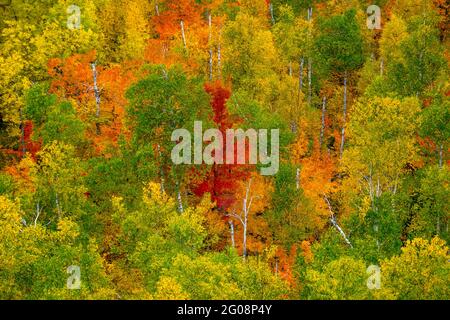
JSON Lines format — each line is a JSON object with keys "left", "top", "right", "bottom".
{"left": 269, "top": 3, "right": 275, "bottom": 24}
{"left": 34, "top": 202, "right": 41, "bottom": 227}
{"left": 176, "top": 182, "right": 184, "bottom": 213}
{"left": 180, "top": 20, "right": 187, "bottom": 49}
{"left": 91, "top": 62, "right": 101, "bottom": 135}
{"left": 307, "top": 58, "right": 312, "bottom": 106}
{"left": 229, "top": 221, "right": 235, "bottom": 248}
{"left": 299, "top": 57, "right": 304, "bottom": 90}
{"left": 380, "top": 58, "right": 384, "bottom": 76}
{"left": 324, "top": 196, "right": 353, "bottom": 248}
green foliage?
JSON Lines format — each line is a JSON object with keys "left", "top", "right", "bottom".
{"left": 386, "top": 17, "right": 446, "bottom": 97}
{"left": 379, "top": 237, "right": 449, "bottom": 300}
{"left": 315, "top": 9, "right": 365, "bottom": 76}
{"left": 0, "top": 0, "right": 448, "bottom": 301}
{"left": 303, "top": 256, "right": 377, "bottom": 300}
{"left": 0, "top": 196, "right": 114, "bottom": 299}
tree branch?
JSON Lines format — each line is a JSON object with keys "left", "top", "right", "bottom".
{"left": 324, "top": 196, "right": 353, "bottom": 248}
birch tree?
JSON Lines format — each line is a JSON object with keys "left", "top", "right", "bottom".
{"left": 314, "top": 9, "right": 364, "bottom": 158}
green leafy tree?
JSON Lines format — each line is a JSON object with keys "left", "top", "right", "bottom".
{"left": 379, "top": 237, "right": 449, "bottom": 300}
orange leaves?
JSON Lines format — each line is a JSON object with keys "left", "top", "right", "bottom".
{"left": 144, "top": 39, "right": 177, "bottom": 66}
{"left": 300, "top": 147, "right": 337, "bottom": 221}
{"left": 48, "top": 50, "right": 97, "bottom": 116}
{"left": 229, "top": 173, "right": 273, "bottom": 255}
{"left": 147, "top": 0, "right": 230, "bottom": 77}
{"left": 4, "top": 156, "right": 36, "bottom": 194}
{"left": 48, "top": 50, "right": 137, "bottom": 153}
{"left": 21, "top": 121, "right": 41, "bottom": 160}
{"left": 94, "top": 65, "right": 136, "bottom": 151}
{"left": 300, "top": 240, "right": 314, "bottom": 264}
{"left": 272, "top": 244, "right": 298, "bottom": 285}
{"left": 290, "top": 130, "right": 338, "bottom": 232}
{"left": 153, "top": 0, "right": 203, "bottom": 40}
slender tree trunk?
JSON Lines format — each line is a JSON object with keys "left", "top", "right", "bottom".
{"left": 293, "top": 57, "right": 304, "bottom": 133}
{"left": 324, "top": 196, "right": 353, "bottom": 248}
{"left": 269, "top": 3, "right": 275, "bottom": 25}
{"left": 176, "top": 181, "right": 184, "bottom": 213}
{"left": 180, "top": 20, "right": 187, "bottom": 49}
{"left": 242, "top": 179, "right": 252, "bottom": 260}
{"left": 155, "top": 2, "right": 159, "bottom": 16}
{"left": 227, "top": 180, "right": 253, "bottom": 260}
{"left": 320, "top": 96, "right": 326, "bottom": 149}
{"left": 299, "top": 57, "right": 304, "bottom": 91}
{"left": 296, "top": 168, "right": 300, "bottom": 190}
{"left": 307, "top": 58, "right": 312, "bottom": 106}
{"left": 208, "top": 13, "right": 213, "bottom": 81}
{"left": 307, "top": 7, "right": 313, "bottom": 20}
{"left": 229, "top": 221, "right": 235, "bottom": 248}
{"left": 380, "top": 58, "right": 384, "bottom": 76}
{"left": 243, "top": 214, "right": 247, "bottom": 260}
{"left": 289, "top": 62, "right": 292, "bottom": 77}
{"left": 34, "top": 202, "right": 41, "bottom": 227}
{"left": 331, "top": 215, "right": 353, "bottom": 248}
{"left": 340, "top": 72, "right": 348, "bottom": 159}
{"left": 439, "top": 144, "right": 443, "bottom": 168}
{"left": 91, "top": 62, "right": 101, "bottom": 135}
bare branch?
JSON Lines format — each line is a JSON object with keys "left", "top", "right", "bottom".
{"left": 323, "top": 195, "right": 353, "bottom": 248}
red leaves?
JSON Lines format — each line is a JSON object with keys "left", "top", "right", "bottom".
{"left": 193, "top": 82, "right": 250, "bottom": 210}
{"left": 152, "top": 0, "right": 203, "bottom": 40}
{"left": 22, "top": 121, "right": 41, "bottom": 160}
{"left": 48, "top": 51, "right": 97, "bottom": 109}
{"left": 204, "top": 82, "right": 232, "bottom": 131}
{"left": 47, "top": 50, "right": 136, "bottom": 154}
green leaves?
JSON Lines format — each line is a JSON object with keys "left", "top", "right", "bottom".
{"left": 24, "top": 83, "right": 57, "bottom": 126}
{"left": 314, "top": 9, "right": 365, "bottom": 76}
{"left": 343, "top": 96, "right": 422, "bottom": 200}
{"left": 304, "top": 256, "right": 375, "bottom": 300}
{"left": 0, "top": 196, "right": 114, "bottom": 299}
{"left": 380, "top": 237, "right": 450, "bottom": 300}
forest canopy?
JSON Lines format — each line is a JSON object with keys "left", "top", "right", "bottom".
{"left": 0, "top": 0, "right": 448, "bottom": 300}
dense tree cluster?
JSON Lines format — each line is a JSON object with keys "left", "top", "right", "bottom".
{"left": 0, "top": 0, "right": 448, "bottom": 299}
